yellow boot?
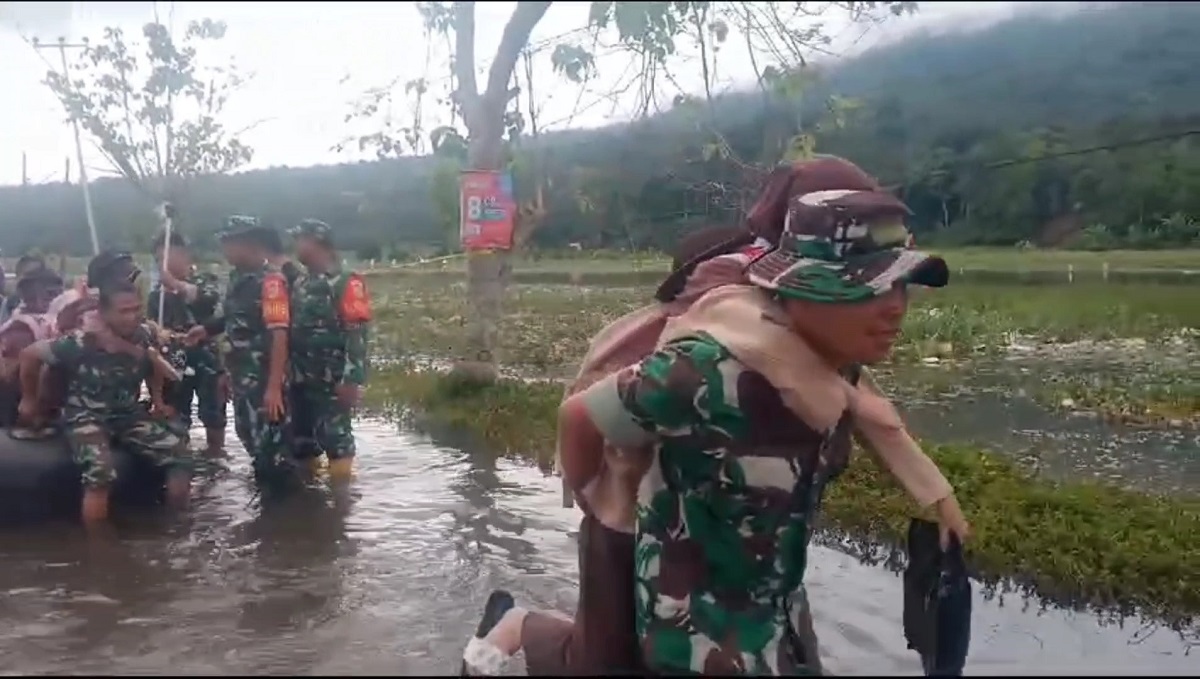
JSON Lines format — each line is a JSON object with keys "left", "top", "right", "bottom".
{"left": 328, "top": 457, "right": 354, "bottom": 482}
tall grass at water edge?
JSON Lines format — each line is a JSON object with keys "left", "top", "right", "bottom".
{"left": 368, "top": 276, "right": 1200, "bottom": 373}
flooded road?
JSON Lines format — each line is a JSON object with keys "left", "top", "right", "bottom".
{"left": 0, "top": 418, "right": 1195, "bottom": 675}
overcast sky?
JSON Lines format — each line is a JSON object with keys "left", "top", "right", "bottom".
{"left": 0, "top": 1, "right": 1053, "bottom": 187}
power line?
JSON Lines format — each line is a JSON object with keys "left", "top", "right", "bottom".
{"left": 891, "top": 127, "right": 1200, "bottom": 186}
{"left": 981, "top": 129, "right": 1198, "bottom": 170}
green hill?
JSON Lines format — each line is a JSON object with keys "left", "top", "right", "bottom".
{"left": 3, "top": 1, "right": 1199, "bottom": 256}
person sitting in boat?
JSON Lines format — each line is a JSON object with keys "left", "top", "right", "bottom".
{"left": 0, "top": 254, "right": 50, "bottom": 324}
{"left": 49, "top": 250, "right": 143, "bottom": 337}
{"left": 0, "top": 268, "right": 63, "bottom": 430}
{"left": 14, "top": 252, "right": 151, "bottom": 438}
{"left": 16, "top": 279, "right": 193, "bottom": 524}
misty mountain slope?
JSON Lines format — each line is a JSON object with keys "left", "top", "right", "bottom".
{"left": 3, "top": 1, "right": 1199, "bottom": 253}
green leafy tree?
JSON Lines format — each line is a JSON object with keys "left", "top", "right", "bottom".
{"left": 39, "top": 18, "right": 253, "bottom": 211}
{"left": 345, "top": 0, "right": 916, "bottom": 381}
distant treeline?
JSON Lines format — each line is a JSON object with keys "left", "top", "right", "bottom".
{"left": 3, "top": 1, "right": 1199, "bottom": 258}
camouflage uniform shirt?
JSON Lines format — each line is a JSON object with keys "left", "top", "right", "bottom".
{"left": 148, "top": 269, "right": 224, "bottom": 360}
{"left": 290, "top": 268, "right": 369, "bottom": 386}
{"left": 39, "top": 325, "right": 154, "bottom": 423}
{"left": 222, "top": 264, "right": 289, "bottom": 384}
{"left": 581, "top": 332, "right": 857, "bottom": 676}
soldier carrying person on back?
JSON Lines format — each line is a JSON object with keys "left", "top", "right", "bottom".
{"left": 184, "top": 216, "right": 292, "bottom": 487}
{"left": 286, "top": 219, "right": 371, "bottom": 482}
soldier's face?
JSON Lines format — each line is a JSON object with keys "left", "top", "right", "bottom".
{"left": 221, "top": 241, "right": 254, "bottom": 268}
{"left": 294, "top": 236, "right": 321, "bottom": 264}
{"left": 101, "top": 291, "right": 144, "bottom": 336}
{"left": 785, "top": 284, "right": 909, "bottom": 367}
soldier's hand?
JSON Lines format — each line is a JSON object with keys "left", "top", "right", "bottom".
{"left": 184, "top": 325, "right": 207, "bottom": 347}
{"left": 264, "top": 385, "right": 285, "bottom": 422}
{"left": 151, "top": 400, "right": 177, "bottom": 420}
{"left": 217, "top": 373, "right": 231, "bottom": 403}
{"left": 336, "top": 383, "right": 362, "bottom": 410}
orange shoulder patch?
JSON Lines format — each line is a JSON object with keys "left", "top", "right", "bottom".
{"left": 339, "top": 273, "right": 372, "bottom": 324}
{"left": 261, "top": 272, "right": 290, "bottom": 327}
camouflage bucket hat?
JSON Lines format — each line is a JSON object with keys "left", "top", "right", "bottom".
{"left": 746, "top": 164, "right": 948, "bottom": 303}
{"left": 288, "top": 219, "right": 334, "bottom": 247}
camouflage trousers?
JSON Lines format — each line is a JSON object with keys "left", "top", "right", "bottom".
{"left": 65, "top": 412, "right": 192, "bottom": 489}
{"left": 159, "top": 344, "right": 226, "bottom": 430}
{"left": 165, "top": 369, "right": 228, "bottom": 430}
{"left": 231, "top": 378, "right": 291, "bottom": 480}
{"left": 289, "top": 383, "right": 356, "bottom": 461}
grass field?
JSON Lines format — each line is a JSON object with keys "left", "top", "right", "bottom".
{"left": 5, "top": 247, "right": 1198, "bottom": 281}
{"left": 381, "top": 247, "right": 1200, "bottom": 276}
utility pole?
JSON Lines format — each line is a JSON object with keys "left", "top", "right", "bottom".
{"left": 32, "top": 36, "right": 100, "bottom": 256}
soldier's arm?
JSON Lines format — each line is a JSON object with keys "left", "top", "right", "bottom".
{"left": 260, "top": 272, "right": 290, "bottom": 393}
{"left": 201, "top": 314, "right": 226, "bottom": 338}
{"left": 337, "top": 273, "right": 372, "bottom": 386}
{"left": 20, "top": 334, "right": 80, "bottom": 400}
{"left": 557, "top": 337, "right": 711, "bottom": 496}
{"left": 145, "top": 356, "right": 168, "bottom": 408}
{"left": 195, "top": 273, "right": 222, "bottom": 311}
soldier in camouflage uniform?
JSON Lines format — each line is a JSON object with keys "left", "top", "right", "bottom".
{"left": 262, "top": 226, "right": 305, "bottom": 288}
{"left": 17, "top": 281, "right": 192, "bottom": 524}
{"left": 287, "top": 219, "right": 370, "bottom": 481}
{"left": 185, "top": 216, "right": 292, "bottom": 486}
{"left": 148, "top": 231, "right": 228, "bottom": 451}
{"left": 553, "top": 181, "right": 970, "bottom": 675}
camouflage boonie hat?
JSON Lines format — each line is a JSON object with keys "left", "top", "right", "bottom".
{"left": 746, "top": 162, "right": 948, "bottom": 303}
{"left": 288, "top": 219, "right": 334, "bottom": 247}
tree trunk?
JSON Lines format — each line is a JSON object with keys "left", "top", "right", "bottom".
{"left": 447, "top": 0, "right": 552, "bottom": 384}
{"left": 453, "top": 114, "right": 510, "bottom": 383}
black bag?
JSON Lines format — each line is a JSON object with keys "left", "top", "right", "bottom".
{"left": 903, "top": 518, "right": 972, "bottom": 676}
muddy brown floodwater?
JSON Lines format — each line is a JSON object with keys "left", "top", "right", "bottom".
{"left": 0, "top": 417, "right": 1195, "bottom": 675}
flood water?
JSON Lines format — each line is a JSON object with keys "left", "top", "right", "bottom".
{"left": 883, "top": 357, "right": 1200, "bottom": 495}
{"left": 0, "top": 416, "right": 1196, "bottom": 675}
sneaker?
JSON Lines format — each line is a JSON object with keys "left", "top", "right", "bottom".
{"left": 460, "top": 589, "right": 516, "bottom": 677}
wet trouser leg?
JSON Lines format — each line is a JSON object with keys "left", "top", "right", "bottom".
{"left": 231, "top": 378, "right": 290, "bottom": 483}
{"left": 65, "top": 413, "right": 193, "bottom": 493}
{"left": 305, "top": 385, "right": 356, "bottom": 461}
{"left": 521, "top": 515, "right": 642, "bottom": 676}
{"left": 190, "top": 350, "right": 228, "bottom": 432}
{"left": 165, "top": 370, "right": 197, "bottom": 432}
{"left": 288, "top": 383, "right": 320, "bottom": 461}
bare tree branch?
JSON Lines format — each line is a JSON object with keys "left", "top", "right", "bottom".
{"left": 482, "top": 2, "right": 553, "bottom": 107}
{"left": 452, "top": 1, "right": 479, "bottom": 113}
